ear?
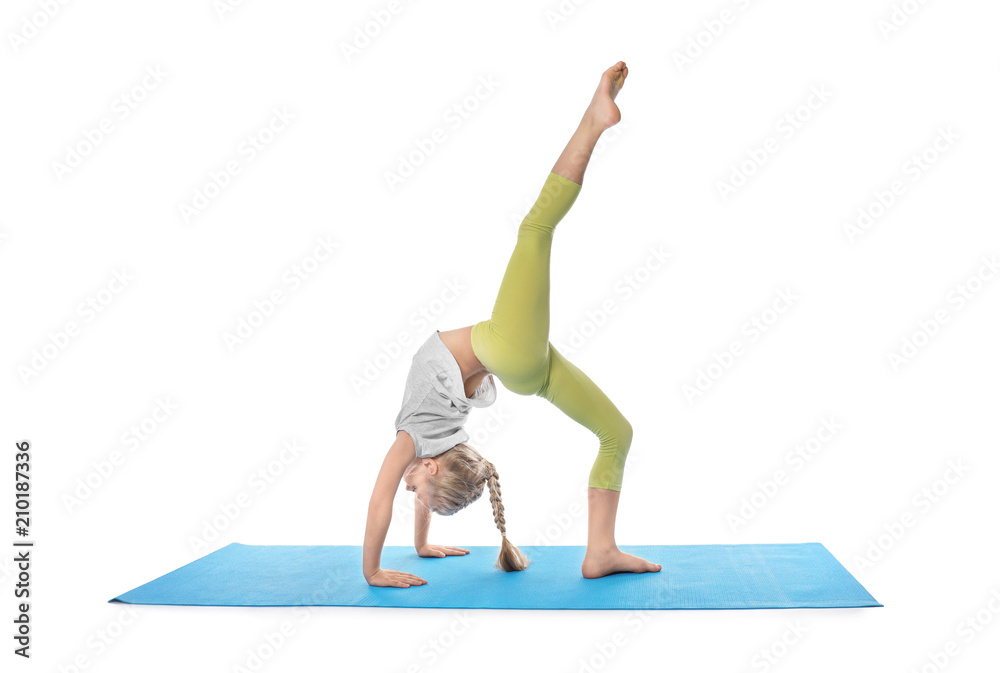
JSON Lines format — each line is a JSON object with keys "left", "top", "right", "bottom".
{"left": 423, "top": 458, "right": 439, "bottom": 476}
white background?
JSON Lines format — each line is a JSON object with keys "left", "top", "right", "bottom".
{"left": 2, "top": 0, "right": 999, "bottom": 671}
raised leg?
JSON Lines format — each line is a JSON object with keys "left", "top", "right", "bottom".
{"left": 470, "top": 60, "right": 631, "bottom": 394}
{"left": 470, "top": 170, "right": 581, "bottom": 395}
{"left": 552, "top": 60, "right": 628, "bottom": 185}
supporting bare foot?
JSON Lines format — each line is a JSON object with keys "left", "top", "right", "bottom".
{"left": 584, "top": 60, "right": 628, "bottom": 131}
{"left": 582, "top": 547, "right": 661, "bottom": 579}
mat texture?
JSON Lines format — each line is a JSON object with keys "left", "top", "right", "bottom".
{"left": 109, "top": 542, "right": 881, "bottom": 610}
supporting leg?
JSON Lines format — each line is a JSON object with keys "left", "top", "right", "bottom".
{"left": 583, "top": 488, "right": 662, "bottom": 579}
{"left": 537, "top": 344, "right": 661, "bottom": 578}
{"left": 550, "top": 61, "right": 661, "bottom": 579}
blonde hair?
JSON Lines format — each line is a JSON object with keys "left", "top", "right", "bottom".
{"left": 429, "top": 443, "right": 531, "bottom": 572}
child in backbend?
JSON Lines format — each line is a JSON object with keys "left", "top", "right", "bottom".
{"left": 363, "top": 61, "right": 660, "bottom": 587}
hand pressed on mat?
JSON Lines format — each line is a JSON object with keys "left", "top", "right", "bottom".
{"left": 366, "top": 568, "right": 427, "bottom": 588}
{"left": 418, "top": 544, "right": 470, "bottom": 558}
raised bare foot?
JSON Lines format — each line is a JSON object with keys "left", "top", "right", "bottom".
{"left": 584, "top": 61, "right": 628, "bottom": 131}
{"left": 581, "top": 547, "right": 661, "bottom": 579}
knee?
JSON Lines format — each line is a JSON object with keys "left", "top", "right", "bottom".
{"left": 617, "top": 417, "right": 633, "bottom": 453}
{"left": 590, "top": 416, "right": 633, "bottom": 491}
{"left": 602, "top": 414, "right": 633, "bottom": 453}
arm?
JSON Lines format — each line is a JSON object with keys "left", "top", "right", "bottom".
{"left": 414, "top": 505, "right": 470, "bottom": 558}
{"left": 362, "top": 430, "right": 427, "bottom": 587}
{"left": 414, "top": 492, "right": 431, "bottom": 551}
{"left": 412, "top": 469, "right": 471, "bottom": 560}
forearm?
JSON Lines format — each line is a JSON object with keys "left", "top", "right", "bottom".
{"left": 414, "top": 501, "right": 431, "bottom": 550}
{"left": 362, "top": 495, "right": 394, "bottom": 579}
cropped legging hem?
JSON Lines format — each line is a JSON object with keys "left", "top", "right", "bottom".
{"left": 470, "top": 171, "right": 632, "bottom": 492}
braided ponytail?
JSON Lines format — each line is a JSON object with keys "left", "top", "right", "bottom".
{"left": 429, "top": 444, "right": 531, "bottom": 572}
{"left": 484, "top": 460, "right": 531, "bottom": 572}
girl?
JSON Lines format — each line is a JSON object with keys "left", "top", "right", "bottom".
{"left": 364, "top": 61, "right": 661, "bottom": 587}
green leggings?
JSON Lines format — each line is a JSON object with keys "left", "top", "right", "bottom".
{"left": 470, "top": 171, "right": 633, "bottom": 491}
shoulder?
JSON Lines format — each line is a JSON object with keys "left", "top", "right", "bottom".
{"left": 395, "top": 429, "right": 415, "bottom": 453}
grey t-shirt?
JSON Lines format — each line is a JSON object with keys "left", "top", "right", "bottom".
{"left": 395, "top": 330, "right": 497, "bottom": 458}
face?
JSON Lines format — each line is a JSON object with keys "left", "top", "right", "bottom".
{"left": 404, "top": 459, "right": 441, "bottom": 513}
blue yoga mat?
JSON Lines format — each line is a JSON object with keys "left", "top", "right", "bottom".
{"left": 109, "top": 542, "right": 880, "bottom": 610}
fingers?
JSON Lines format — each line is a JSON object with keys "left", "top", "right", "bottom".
{"left": 423, "top": 545, "right": 470, "bottom": 556}
{"left": 379, "top": 571, "right": 427, "bottom": 588}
